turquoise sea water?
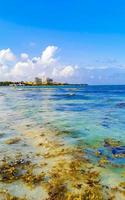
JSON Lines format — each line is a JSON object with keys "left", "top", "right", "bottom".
{"left": 0, "top": 85, "right": 125, "bottom": 198}
{"left": 1, "top": 85, "right": 125, "bottom": 157}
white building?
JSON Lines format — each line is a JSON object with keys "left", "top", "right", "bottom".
{"left": 35, "top": 76, "right": 53, "bottom": 85}
{"left": 41, "top": 76, "right": 47, "bottom": 84}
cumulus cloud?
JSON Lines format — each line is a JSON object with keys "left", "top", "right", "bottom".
{"left": 53, "top": 65, "right": 77, "bottom": 77}
{"left": 0, "top": 46, "right": 124, "bottom": 84}
{"left": 60, "top": 66, "right": 75, "bottom": 77}
{"left": 10, "top": 61, "right": 33, "bottom": 78}
{"left": 41, "top": 46, "right": 58, "bottom": 66}
{"left": 0, "top": 46, "right": 78, "bottom": 82}
{"left": 20, "top": 53, "right": 29, "bottom": 61}
{"left": 0, "top": 48, "right": 16, "bottom": 64}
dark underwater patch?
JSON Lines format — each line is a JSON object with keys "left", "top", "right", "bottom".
{"left": 115, "top": 102, "right": 125, "bottom": 108}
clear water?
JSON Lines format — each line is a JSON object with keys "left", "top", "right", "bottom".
{"left": 0, "top": 85, "right": 125, "bottom": 199}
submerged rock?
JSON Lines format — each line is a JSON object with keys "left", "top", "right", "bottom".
{"left": 112, "top": 146, "right": 125, "bottom": 155}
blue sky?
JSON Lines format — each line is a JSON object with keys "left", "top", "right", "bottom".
{"left": 0, "top": 0, "right": 125, "bottom": 84}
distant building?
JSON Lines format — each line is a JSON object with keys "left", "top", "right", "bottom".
{"left": 35, "top": 77, "right": 42, "bottom": 85}
{"left": 46, "top": 77, "right": 53, "bottom": 84}
{"left": 34, "top": 76, "right": 53, "bottom": 85}
{"left": 41, "top": 76, "right": 47, "bottom": 84}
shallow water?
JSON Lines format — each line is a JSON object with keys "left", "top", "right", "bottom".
{"left": 0, "top": 85, "right": 125, "bottom": 199}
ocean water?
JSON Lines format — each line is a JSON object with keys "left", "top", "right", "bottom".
{"left": 0, "top": 85, "right": 125, "bottom": 199}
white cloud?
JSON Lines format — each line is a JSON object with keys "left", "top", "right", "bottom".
{"left": 41, "top": 45, "right": 58, "bottom": 66}
{"left": 20, "top": 53, "right": 29, "bottom": 61}
{"left": 0, "top": 46, "right": 78, "bottom": 82}
{"left": 53, "top": 65, "right": 76, "bottom": 77}
{"left": 0, "top": 48, "right": 16, "bottom": 63}
{"left": 85, "top": 65, "right": 109, "bottom": 70}
{"left": 11, "top": 61, "right": 31, "bottom": 77}
{"left": 0, "top": 46, "right": 124, "bottom": 84}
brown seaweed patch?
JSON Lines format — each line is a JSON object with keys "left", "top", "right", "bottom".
{"left": 44, "top": 155, "right": 105, "bottom": 200}
{"left": 55, "top": 130, "right": 72, "bottom": 136}
{"left": 98, "top": 156, "right": 109, "bottom": 167}
{"left": 46, "top": 178, "right": 67, "bottom": 200}
{"left": 38, "top": 139, "right": 64, "bottom": 149}
{"left": 5, "top": 137, "right": 21, "bottom": 145}
{"left": 43, "top": 146, "right": 84, "bottom": 160}
{"left": 0, "top": 159, "right": 45, "bottom": 187}
{"left": 82, "top": 185, "right": 104, "bottom": 200}
{"left": 22, "top": 170, "right": 45, "bottom": 187}
{"left": 104, "top": 138, "right": 121, "bottom": 147}
{"left": 40, "top": 133, "right": 45, "bottom": 137}
{"left": 83, "top": 170, "right": 101, "bottom": 186}
{"left": 119, "top": 182, "right": 125, "bottom": 190}
{"left": 0, "top": 159, "right": 31, "bottom": 183}
{"left": 111, "top": 185, "right": 125, "bottom": 199}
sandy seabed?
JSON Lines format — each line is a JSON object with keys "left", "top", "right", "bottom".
{"left": 0, "top": 123, "right": 125, "bottom": 200}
